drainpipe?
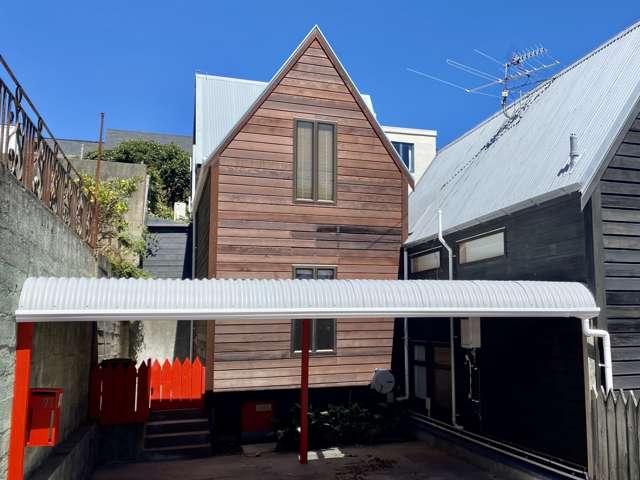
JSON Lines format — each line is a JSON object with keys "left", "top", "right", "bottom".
{"left": 582, "top": 317, "right": 613, "bottom": 392}
{"left": 438, "top": 210, "right": 462, "bottom": 429}
{"left": 396, "top": 249, "right": 410, "bottom": 401}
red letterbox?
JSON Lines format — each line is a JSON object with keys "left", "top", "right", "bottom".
{"left": 26, "top": 388, "right": 63, "bottom": 447}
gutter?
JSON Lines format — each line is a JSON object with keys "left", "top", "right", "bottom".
{"left": 406, "top": 184, "right": 581, "bottom": 249}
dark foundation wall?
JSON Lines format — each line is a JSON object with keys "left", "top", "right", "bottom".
{"left": 481, "top": 317, "right": 586, "bottom": 465}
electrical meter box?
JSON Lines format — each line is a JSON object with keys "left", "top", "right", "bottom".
{"left": 461, "top": 317, "right": 481, "bottom": 348}
{"left": 27, "top": 388, "right": 63, "bottom": 447}
{"left": 241, "top": 400, "right": 274, "bottom": 434}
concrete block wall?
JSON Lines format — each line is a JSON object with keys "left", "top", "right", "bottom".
{"left": 0, "top": 164, "right": 98, "bottom": 478}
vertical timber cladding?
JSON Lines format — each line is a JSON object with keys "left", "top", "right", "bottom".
{"left": 208, "top": 37, "right": 407, "bottom": 392}
{"left": 597, "top": 112, "right": 640, "bottom": 390}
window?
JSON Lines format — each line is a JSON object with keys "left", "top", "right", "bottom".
{"left": 410, "top": 250, "right": 440, "bottom": 273}
{"left": 292, "top": 266, "right": 336, "bottom": 353}
{"left": 458, "top": 230, "right": 505, "bottom": 264}
{"left": 392, "top": 141, "right": 414, "bottom": 172}
{"left": 294, "top": 120, "right": 336, "bottom": 202}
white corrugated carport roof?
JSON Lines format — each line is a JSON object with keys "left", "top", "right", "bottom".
{"left": 16, "top": 277, "right": 599, "bottom": 322}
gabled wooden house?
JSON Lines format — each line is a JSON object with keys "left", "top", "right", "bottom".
{"left": 192, "top": 27, "right": 413, "bottom": 401}
{"left": 402, "top": 20, "right": 640, "bottom": 475}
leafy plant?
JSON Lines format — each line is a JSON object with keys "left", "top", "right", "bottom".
{"left": 86, "top": 140, "right": 190, "bottom": 220}
{"left": 275, "top": 401, "right": 407, "bottom": 451}
{"left": 79, "top": 174, "right": 150, "bottom": 278}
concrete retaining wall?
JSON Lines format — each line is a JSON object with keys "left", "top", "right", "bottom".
{"left": 0, "top": 164, "right": 97, "bottom": 478}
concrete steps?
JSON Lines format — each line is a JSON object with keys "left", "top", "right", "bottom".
{"left": 143, "top": 409, "right": 211, "bottom": 459}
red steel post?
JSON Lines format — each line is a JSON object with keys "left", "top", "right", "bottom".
{"left": 299, "top": 319, "right": 311, "bottom": 464}
{"left": 8, "top": 322, "right": 34, "bottom": 480}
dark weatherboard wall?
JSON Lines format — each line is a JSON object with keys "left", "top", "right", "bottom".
{"left": 400, "top": 193, "right": 590, "bottom": 465}
{"left": 592, "top": 111, "right": 640, "bottom": 390}
{"left": 143, "top": 216, "right": 192, "bottom": 279}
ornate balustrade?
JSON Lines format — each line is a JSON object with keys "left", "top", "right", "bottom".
{"left": 0, "top": 55, "right": 96, "bottom": 247}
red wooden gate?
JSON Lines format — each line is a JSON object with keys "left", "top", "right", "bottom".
{"left": 89, "top": 361, "right": 149, "bottom": 425}
{"left": 89, "top": 358, "right": 205, "bottom": 425}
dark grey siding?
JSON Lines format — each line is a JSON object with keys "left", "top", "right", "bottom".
{"left": 407, "top": 193, "right": 589, "bottom": 283}
{"left": 143, "top": 222, "right": 192, "bottom": 279}
{"left": 401, "top": 193, "right": 590, "bottom": 465}
{"left": 593, "top": 112, "right": 640, "bottom": 390}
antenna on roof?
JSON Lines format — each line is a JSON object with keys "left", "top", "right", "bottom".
{"left": 409, "top": 45, "right": 560, "bottom": 119}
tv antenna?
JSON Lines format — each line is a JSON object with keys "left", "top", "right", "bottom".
{"left": 408, "top": 45, "right": 559, "bottom": 119}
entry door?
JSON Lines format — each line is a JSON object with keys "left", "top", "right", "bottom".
{"left": 410, "top": 341, "right": 452, "bottom": 421}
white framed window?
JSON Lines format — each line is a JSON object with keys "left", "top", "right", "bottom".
{"left": 410, "top": 250, "right": 440, "bottom": 273}
{"left": 458, "top": 229, "right": 505, "bottom": 264}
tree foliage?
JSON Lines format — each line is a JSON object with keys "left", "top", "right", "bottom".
{"left": 86, "top": 140, "right": 190, "bottom": 219}
{"left": 80, "top": 174, "right": 149, "bottom": 278}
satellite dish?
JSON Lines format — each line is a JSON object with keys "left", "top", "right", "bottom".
{"left": 371, "top": 369, "right": 395, "bottom": 394}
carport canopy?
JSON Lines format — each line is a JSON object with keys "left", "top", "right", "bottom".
{"left": 9, "top": 277, "right": 600, "bottom": 478}
{"left": 16, "top": 277, "right": 599, "bottom": 322}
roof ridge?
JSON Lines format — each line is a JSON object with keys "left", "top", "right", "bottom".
{"left": 419, "top": 18, "right": 640, "bottom": 178}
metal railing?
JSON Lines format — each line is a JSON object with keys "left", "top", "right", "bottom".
{"left": 0, "top": 54, "right": 97, "bottom": 248}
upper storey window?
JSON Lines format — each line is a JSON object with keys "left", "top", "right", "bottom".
{"left": 392, "top": 141, "right": 414, "bottom": 172}
{"left": 294, "top": 120, "right": 336, "bottom": 203}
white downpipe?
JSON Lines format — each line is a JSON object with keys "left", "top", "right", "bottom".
{"left": 396, "top": 249, "right": 410, "bottom": 401}
{"left": 438, "top": 210, "right": 462, "bottom": 429}
{"left": 581, "top": 317, "right": 613, "bottom": 392}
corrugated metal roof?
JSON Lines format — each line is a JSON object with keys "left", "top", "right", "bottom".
{"left": 194, "top": 74, "right": 266, "bottom": 166}
{"left": 408, "top": 20, "right": 640, "bottom": 246}
{"left": 16, "top": 277, "right": 598, "bottom": 322}
{"left": 193, "top": 74, "right": 376, "bottom": 166}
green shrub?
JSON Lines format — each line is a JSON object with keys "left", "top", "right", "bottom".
{"left": 275, "top": 401, "right": 407, "bottom": 450}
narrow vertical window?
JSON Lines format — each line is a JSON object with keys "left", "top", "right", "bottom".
{"left": 292, "top": 266, "right": 336, "bottom": 354}
{"left": 317, "top": 123, "right": 335, "bottom": 202}
{"left": 295, "top": 121, "right": 314, "bottom": 200}
{"left": 294, "top": 120, "right": 336, "bottom": 202}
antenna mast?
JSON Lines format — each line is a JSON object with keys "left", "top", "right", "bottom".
{"left": 409, "top": 45, "right": 559, "bottom": 119}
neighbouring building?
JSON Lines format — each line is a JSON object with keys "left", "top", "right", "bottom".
{"left": 55, "top": 128, "right": 192, "bottom": 161}
{"left": 138, "top": 215, "right": 193, "bottom": 362}
{"left": 383, "top": 125, "right": 437, "bottom": 183}
{"left": 401, "top": 19, "right": 640, "bottom": 475}
{"left": 191, "top": 26, "right": 414, "bottom": 427}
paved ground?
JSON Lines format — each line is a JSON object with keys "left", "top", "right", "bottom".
{"left": 93, "top": 441, "right": 506, "bottom": 479}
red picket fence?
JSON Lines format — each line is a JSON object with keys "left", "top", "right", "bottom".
{"left": 149, "top": 358, "right": 205, "bottom": 410}
{"left": 89, "top": 358, "right": 205, "bottom": 426}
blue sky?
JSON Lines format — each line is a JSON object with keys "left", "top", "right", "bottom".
{"left": 1, "top": 1, "right": 637, "bottom": 148}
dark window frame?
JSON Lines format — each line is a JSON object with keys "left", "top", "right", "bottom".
{"left": 291, "top": 265, "right": 337, "bottom": 356}
{"left": 409, "top": 248, "right": 441, "bottom": 273}
{"left": 293, "top": 119, "right": 337, "bottom": 204}
{"left": 456, "top": 227, "right": 506, "bottom": 266}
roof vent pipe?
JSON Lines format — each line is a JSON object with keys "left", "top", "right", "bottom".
{"left": 569, "top": 133, "right": 580, "bottom": 165}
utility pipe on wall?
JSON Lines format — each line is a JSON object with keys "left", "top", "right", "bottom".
{"left": 438, "top": 210, "right": 462, "bottom": 429}
{"left": 396, "top": 249, "right": 410, "bottom": 401}
{"left": 582, "top": 317, "right": 613, "bottom": 392}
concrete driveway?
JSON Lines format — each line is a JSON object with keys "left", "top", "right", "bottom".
{"left": 93, "top": 441, "right": 506, "bottom": 479}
